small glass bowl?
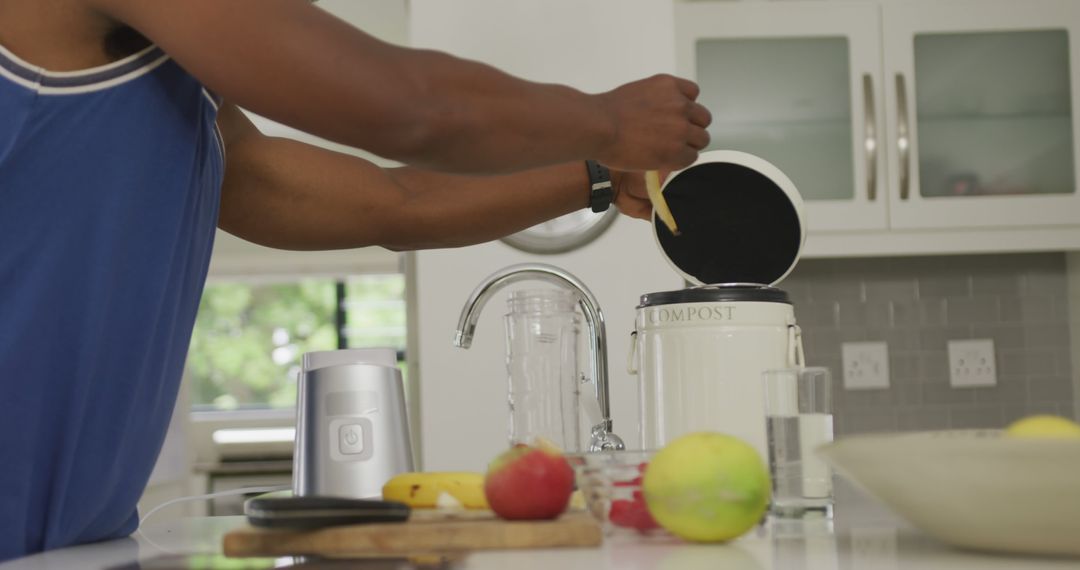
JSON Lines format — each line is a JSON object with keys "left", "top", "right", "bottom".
{"left": 571, "top": 450, "right": 668, "bottom": 537}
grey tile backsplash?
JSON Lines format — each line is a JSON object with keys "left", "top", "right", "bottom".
{"left": 783, "top": 253, "right": 1076, "bottom": 436}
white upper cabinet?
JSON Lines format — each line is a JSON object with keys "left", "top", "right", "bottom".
{"left": 676, "top": 2, "right": 887, "bottom": 232}
{"left": 676, "top": 0, "right": 1080, "bottom": 251}
{"left": 883, "top": 0, "right": 1080, "bottom": 229}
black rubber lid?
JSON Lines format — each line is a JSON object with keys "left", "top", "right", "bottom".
{"left": 639, "top": 284, "right": 791, "bottom": 308}
{"left": 655, "top": 161, "right": 802, "bottom": 285}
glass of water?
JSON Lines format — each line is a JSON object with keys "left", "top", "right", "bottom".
{"left": 762, "top": 367, "right": 834, "bottom": 517}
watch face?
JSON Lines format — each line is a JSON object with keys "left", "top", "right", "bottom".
{"left": 500, "top": 208, "right": 618, "bottom": 254}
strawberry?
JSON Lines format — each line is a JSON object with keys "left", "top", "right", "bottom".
{"left": 609, "top": 498, "right": 659, "bottom": 533}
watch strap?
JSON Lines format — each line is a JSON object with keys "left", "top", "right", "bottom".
{"left": 585, "top": 160, "right": 613, "bottom": 213}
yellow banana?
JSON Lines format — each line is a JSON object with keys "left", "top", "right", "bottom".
{"left": 382, "top": 472, "right": 489, "bottom": 509}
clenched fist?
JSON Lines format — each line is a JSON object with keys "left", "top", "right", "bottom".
{"left": 594, "top": 74, "right": 712, "bottom": 172}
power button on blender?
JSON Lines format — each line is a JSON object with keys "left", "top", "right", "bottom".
{"left": 339, "top": 424, "right": 365, "bottom": 455}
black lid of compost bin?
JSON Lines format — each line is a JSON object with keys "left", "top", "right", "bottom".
{"left": 656, "top": 160, "right": 803, "bottom": 286}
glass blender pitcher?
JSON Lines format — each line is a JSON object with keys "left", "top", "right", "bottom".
{"left": 504, "top": 289, "right": 581, "bottom": 450}
{"left": 454, "top": 263, "right": 624, "bottom": 453}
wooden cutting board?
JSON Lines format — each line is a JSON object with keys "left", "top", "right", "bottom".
{"left": 222, "top": 511, "right": 601, "bottom": 558}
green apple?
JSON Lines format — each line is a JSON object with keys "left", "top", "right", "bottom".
{"left": 643, "top": 432, "right": 770, "bottom": 542}
{"left": 1005, "top": 415, "right": 1080, "bottom": 439}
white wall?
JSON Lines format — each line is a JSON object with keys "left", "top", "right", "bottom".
{"left": 410, "top": 0, "right": 685, "bottom": 471}
{"left": 1067, "top": 252, "right": 1080, "bottom": 421}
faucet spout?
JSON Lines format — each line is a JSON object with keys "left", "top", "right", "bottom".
{"left": 453, "top": 263, "right": 624, "bottom": 451}
{"left": 454, "top": 263, "right": 596, "bottom": 347}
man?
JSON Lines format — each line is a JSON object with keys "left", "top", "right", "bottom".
{"left": 0, "top": 0, "right": 711, "bottom": 559}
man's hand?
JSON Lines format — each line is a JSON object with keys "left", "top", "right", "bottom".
{"left": 596, "top": 75, "right": 712, "bottom": 172}
{"left": 611, "top": 169, "right": 670, "bottom": 221}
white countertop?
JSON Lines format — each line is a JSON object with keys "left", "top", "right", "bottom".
{"left": 3, "top": 485, "right": 1077, "bottom": 570}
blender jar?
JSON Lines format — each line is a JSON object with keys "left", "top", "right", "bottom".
{"left": 504, "top": 289, "right": 583, "bottom": 451}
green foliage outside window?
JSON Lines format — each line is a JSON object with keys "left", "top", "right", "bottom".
{"left": 187, "top": 275, "right": 406, "bottom": 411}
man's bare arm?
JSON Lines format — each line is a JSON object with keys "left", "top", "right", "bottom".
{"left": 83, "top": 0, "right": 710, "bottom": 174}
{"left": 215, "top": 104, "right": 648, "bottom": 251}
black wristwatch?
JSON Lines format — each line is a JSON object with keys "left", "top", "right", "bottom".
{"left": 585, "top": 160, "right": 613, "bottom": 213}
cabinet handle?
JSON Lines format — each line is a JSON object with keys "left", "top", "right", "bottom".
{"left": 862, "top": 74, "right": 877, "bottom": 202}
{"left": 896, "top": 73, "right": 911, "bottom": 200}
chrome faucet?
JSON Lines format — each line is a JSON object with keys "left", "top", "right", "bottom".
{"left": 453, "top": 263, "right": 625, "bottom": 452}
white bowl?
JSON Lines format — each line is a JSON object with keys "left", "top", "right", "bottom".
{"left": 818, "top": 429, "right": 1080, "bottom": 557}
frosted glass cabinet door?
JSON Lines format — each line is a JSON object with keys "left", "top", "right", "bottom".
{"left": 675, "top": 2, "right": 886, "bottom": 231}
{"left": 885, "top": 0, "right": 1080, "bottom": 229}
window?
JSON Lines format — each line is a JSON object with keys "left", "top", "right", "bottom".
{"left": 187, "top": 274, "right": 406, "bottom": 411}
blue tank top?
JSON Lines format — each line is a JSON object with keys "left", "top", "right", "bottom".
{"left": 0, "top": 43, "right": 223, "bottom": 559}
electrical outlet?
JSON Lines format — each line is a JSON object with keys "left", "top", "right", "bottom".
{"left": 842, "top": 341, "right": 890, "bottom": 390}
{"left": 948, "top": 339, "right": 996, "bottom": 387}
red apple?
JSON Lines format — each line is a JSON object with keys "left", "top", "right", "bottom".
{"left": 484, "top": 442, "right": 575, "bottom": 520}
